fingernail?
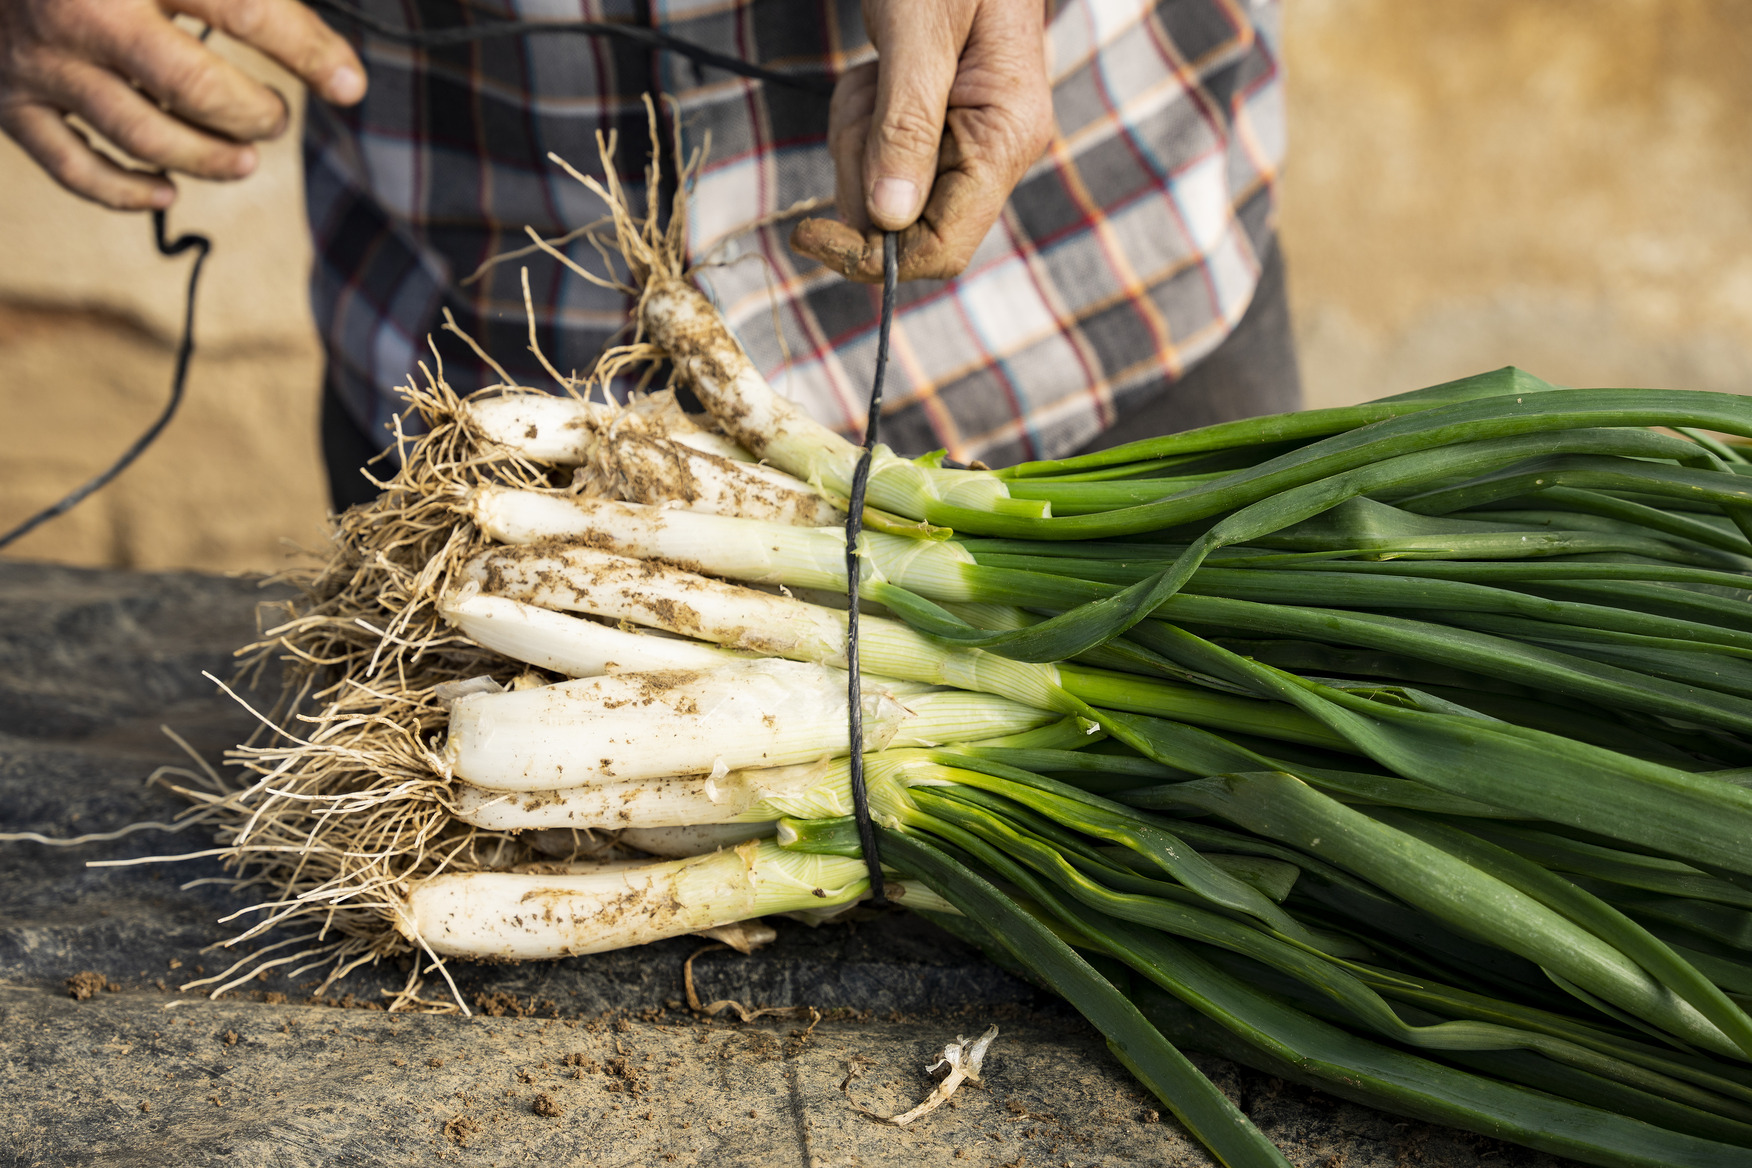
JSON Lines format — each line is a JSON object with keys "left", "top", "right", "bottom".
{"left": 327, "top": 65, "right": 366, "bottom": 104}
{"left": 234, "top": 146, "right": 258, "bottom": 177}
{"left": 150, "top": 185, "right": 175, "bottom": 209}
{"left": 871, "top": 177, "right": 918, "bottom": 224}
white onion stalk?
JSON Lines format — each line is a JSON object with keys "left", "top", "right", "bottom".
{"left": 439, "top": 584, "right": 754, "bottom": 676}
{"left": 663, "top": 429, "right": 755, "bottom": 463}
{"left": 604, "top": 428, "right": 845, "bottom": 525}
{"left": 482, "top": 861, "right": 784, "bottom": 955}
{"left": 462, "top": 388, "right": 842, "bottom": 525}
{"left": 398, "top": 840, "right": 870, "bottom": 959}
{"left": 642, "top": 279, "right": 1048, "bottom": 523}
{"left": 439, "top": 586, "right": 943, "bottom": 700}
{"left": 449, "top": 693, "right": 1055, "bottom": 830}
{"left": 444, "top": 658, "right": 920, "bottom": 791}
{"left": 467, "top": 489, "right": 975, "bottom": 598}
{"left": 463, "top": 393, "right": 614, "bottom": 463}
{"left": 463, "top": 388, "right": 725, "bottom": 465}
{"left": 451, "top": 759, "right": 829, "bottom": 831}
{"left": 459, "top": 544, "right": 1072, "bottom": 712}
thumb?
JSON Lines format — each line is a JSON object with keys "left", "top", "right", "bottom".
{"left": 863, "top": 6, "right": 966, "bottom": 231}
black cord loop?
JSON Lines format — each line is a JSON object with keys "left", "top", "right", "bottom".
{"left": 0, "top": 211, "right": 210, "bottom": 553}
{"left": 844, "top": 231, "right": 899, "bottom": 903}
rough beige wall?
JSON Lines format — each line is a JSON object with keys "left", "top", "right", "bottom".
{"left": 1281, "top": 0, "right": 1752, "bottom": 407}
{"left": 0, "top": 35, "right": 328, "bottom": 573}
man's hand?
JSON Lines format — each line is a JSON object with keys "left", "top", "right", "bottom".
{"left": 791, "top": 0, "right": 1053, "bottom": 283}
{"left": 0, "top": 0, "right": 365, "bottom": 210}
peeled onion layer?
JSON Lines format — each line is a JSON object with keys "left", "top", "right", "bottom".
{"left": 620, "top": 823, "right": 776, "bottom": 856}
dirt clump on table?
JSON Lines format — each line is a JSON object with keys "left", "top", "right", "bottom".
{"left": 602, "top": 1056, "right": 648, "bottom": 1095}
{"left": 64, "top": 971, "right": 117, "bottom": 1000}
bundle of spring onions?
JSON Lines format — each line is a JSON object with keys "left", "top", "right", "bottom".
{"left": 177, "top": 131, "right": 1752, "bottom": 1167}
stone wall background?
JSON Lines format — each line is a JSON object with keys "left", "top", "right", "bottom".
{"left": 2, "top": 3, "right": 1749, "bottom": 573}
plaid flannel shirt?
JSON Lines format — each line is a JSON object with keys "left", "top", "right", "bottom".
{"left": 305, "top": 0, "right": 1285, "bottom": 466}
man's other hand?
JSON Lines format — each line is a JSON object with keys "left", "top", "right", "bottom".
{"left": 0, "top": 0, "right": 365, "bottom": 210}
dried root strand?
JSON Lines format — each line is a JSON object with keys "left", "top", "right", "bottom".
{"left": 842, "top": 1026, "right": 1002, "bottom": 1128}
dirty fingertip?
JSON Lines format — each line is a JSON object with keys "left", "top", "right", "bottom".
{"left": 326, "top": 65, "right": 367, "bottom": 106}
{"left": 790, "top": 218, "right": 866, "bottom": 276}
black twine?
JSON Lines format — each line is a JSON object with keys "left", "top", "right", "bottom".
{"left": 0, "top": 210, "right": 210, "bottom": 552}
{"left": 306, "top": 0, "right": 835, "bottom": 95}
{"left": 844, "top": 231, "right": 899, "bottom": 903}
